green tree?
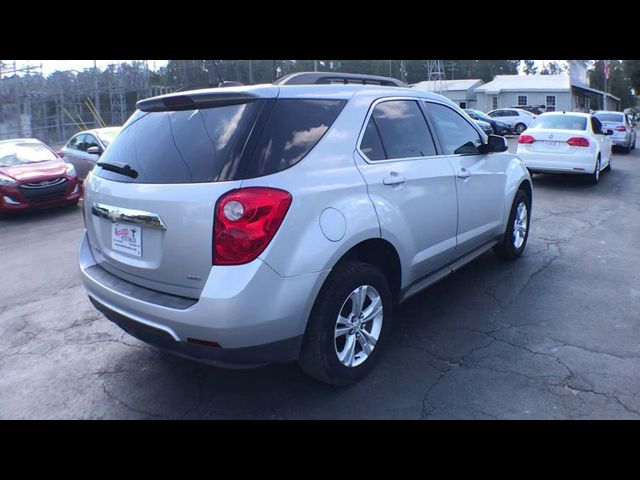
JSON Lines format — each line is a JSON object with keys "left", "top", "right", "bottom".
{"left": 589, "top": 60, "right": 636, "bottom": 109}
{"left": 522, "top": 60, "right": 537, "bottom": 75}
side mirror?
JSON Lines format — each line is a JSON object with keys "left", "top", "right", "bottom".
{"left": 482, "top": 134, "right": 508, "bottom": 153}
{"left": 86, "top": 146, "right": 103, "bottom": 155}
{"left": 605, "top": 129, "right": 613, "bottom": 136}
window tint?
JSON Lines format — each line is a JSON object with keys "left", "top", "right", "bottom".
{"left": 426, "top": 102, "right": 483, "bottom": 155}
{"left": 96, "top": 101, "right": 262, "bottom": 183}
{"left": 591, "top": 117, "right": 604, "bottom": 134}
{"left": 67, "top": 135, "right": 81, "bottom": 150}
{"left": 84, "top": 134, "right": 100, "bottom": 150}
{"left": 245, "top": 99, "right": 346, "bottom": 178}
{"left": 369, "top": 100, "right": 436, "bottom": 159}
{"left": 594, "top": 112, "right": 624, "bottom": 123}
{"left": 75, "top": 134, "right": 89, "bottom": 152}
{"left": 530, "top": 115, "right": 587, "bottom": 131}
{"left": 360, "top": 117, "right": 386, "bottom": 161}
{"left": 488, "top": 110, "right": 501, "bottom": 118}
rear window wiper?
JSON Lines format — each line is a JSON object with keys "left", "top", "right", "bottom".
{"left": 97, "top": 161, "right": 139, "bottom": 179}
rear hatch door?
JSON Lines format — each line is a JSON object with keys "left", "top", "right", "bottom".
{"left": 84, "top": 87, "right": 277, "bottom": 299}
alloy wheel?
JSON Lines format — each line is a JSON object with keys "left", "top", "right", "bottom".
{"left": 334, "top": 285, "right": 384, "bottom": 367}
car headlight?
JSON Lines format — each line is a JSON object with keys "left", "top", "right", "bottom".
{"left": 0, "top": 174, "right": 17, "bottom": 187}
{"left": 65, "top": 163, "right": 76, "bottom": 177}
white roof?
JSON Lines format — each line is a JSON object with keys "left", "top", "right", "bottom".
{"left": 411, "top": 79, "right": 483, "bottom": 92}
{"left": 475, "top": 74, "right": 570, "bottom": 94}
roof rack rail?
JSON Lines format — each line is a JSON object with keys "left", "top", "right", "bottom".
{"left": 274, "top": 71, "right": 406, "bottom": 87}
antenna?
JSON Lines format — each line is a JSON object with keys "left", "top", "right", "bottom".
{"left": 426, "top": 60, "right": 447, "bottom": 95}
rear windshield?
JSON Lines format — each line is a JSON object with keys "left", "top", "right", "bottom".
{"left": 96, "top": 98, "right": 346, "bottom": 183}
{"left": 96, "top": 100, "right": 262, "bottom": 183}
{"left": 594, "top": 113, "right": 624, "bottom": 123}
{"left": 0, "top": 142, "right": 57, "bottom": 166}
{"left": 529, "top": 115, "right": 587, "bottom": 131}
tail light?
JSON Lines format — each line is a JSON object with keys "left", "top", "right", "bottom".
{"left": 615, "top": 126, "right": 627, "bottom": 132}
{"left": 213, "top": 187, "right": 292, "bottom": 265}
{"left": 567, "top": 137, "right": 590, "bottom": 147}
{"left": 518, "top": 134, "right": 535, "bottom": 144}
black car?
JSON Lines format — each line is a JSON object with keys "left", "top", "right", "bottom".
{"left": 464, "top": 109, "right": 513, "bottom": 135}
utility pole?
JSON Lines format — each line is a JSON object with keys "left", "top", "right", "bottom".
{"left": 314, "top": 60, "right": 318, "bottom": 72}
{"left": 400, "top": 60, "right": 407, "bottom": 83}
{"left": 93, "top": 60, "right": 101, "bottom": 120}
{"left": 249, "top": 60, "right": 254, "bottom": 84}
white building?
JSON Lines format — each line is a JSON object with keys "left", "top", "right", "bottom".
{"left": 474, "top": 73, "right": 620, "bottom": 113}
{"left": 411, "top": 79, "right": 484, "bottom": 109}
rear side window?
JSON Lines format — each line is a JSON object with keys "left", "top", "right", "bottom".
{"left": 244, "top": 99, "right": 346, "bottom": 178}
{"left": 367, "top": 100, "right": 436, "bottom": 159}
{"left": 425, "top": 102, "right": 483, "bottom": 155}
{"left": 360, "top": 118, "right": 386, "bottom": 161}
{"left": 96, "top": 101, "right": 261, "bottom": 183}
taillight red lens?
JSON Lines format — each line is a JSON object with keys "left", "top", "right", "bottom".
{"left": 518, "top": 134, "right": 535, "bottom": 144}
{"left": 615, "top": 126, "right": 626, "bottom": 132}
{"left": 567, "top": 137, "right": 590, "bottom": 147}
{"left": 213, "top": 187, "right": 292, "bottom": 265}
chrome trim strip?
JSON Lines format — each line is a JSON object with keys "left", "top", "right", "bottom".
{"left": 91, "top": 202, "right": 167, "bottom": 230}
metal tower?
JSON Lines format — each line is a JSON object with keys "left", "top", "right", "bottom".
{"left": 426, "top": 60, "right": 447, "bottom": 94}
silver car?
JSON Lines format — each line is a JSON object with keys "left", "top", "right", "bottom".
{"left": 79, "top": 73, "right": 533, "bottom": 385}
{"left": 592, "top": 111, "right": 636, "bottom": 152}
{"left": 60, "top": 127, "right": 122, "bottom": 181}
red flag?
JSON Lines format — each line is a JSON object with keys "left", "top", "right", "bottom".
{"left": 604, "top": 60, "right": 610, "bottom": 80}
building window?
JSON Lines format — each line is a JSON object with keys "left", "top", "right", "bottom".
{"left": 459, "top": 101, "right": 467, "bottom": 109}
{"left": 492, "top": 96, "right": 498, "bottom": 110}
{"left": 518, "top": 95, "right": 527, "bottom": 106}
{"left": 546, "top": 95, "right": 556, "bottom": 112}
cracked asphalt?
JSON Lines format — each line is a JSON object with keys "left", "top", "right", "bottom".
{"left": 1, "top": 137, "right": 639, "bottom": 419}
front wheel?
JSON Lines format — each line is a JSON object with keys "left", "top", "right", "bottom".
{"left": 494, "top": 188, "right": 531, "bottom": 261}
{"left": 299, "top": 261, "right": 392, "bottom": 386}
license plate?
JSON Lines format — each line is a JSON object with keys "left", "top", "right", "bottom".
{"left": 544, "top": 141, "right": 556, "bottom": 147}
{"left": 111, "top": 223, "right": 142, "bottom": 257}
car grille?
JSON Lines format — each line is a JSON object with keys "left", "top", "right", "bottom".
{"left": 19, "top": 177, "right": 68, "bottom": 203}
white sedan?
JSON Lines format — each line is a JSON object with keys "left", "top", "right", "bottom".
{"left": 516, "top": 112, "right": 613, "bottom": 184}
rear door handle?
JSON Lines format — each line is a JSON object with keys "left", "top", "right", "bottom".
{"left": 383, "top": 173, "right": 407, "bottom": 186}
{"left": 457, "top": 169, "right": 471, "bottom": 179}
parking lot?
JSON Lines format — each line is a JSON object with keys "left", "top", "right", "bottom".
{"left": 1, "top": 137, "right": 639, "bottom": 420}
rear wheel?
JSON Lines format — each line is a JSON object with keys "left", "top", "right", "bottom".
{"left": 515, "top": 123, "right": 527, "bottom": 135}
{"left": 299, "top": 261, "right": 392, "bottom": 386}
{"left": 494, "top": 188, "right": 530, "bottom": 261}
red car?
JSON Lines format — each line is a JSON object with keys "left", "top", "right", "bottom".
{"left": 0, "top": 138, "right": 81, "bottom": 215}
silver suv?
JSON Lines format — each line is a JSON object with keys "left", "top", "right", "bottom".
{"left": 79, "top": 72, "right": 532, "bottom": 385}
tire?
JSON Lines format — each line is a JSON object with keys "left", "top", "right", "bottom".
{"left": 515, "top": 123, "right": 527, "bottom": 134}
{"left": 494, "top": 188, "right": 531, "bottom": 261}
{"left": 589, "top": 157, "right": 601, "bottom": 185}
{"left": 298, "top": 261, "right": 393, "bottom": 386}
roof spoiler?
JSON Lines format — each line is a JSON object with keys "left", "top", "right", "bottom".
{"left": 136, "top": 91, "right": 257, "bottom": 112}
{"left": 274, "top": 71, "right": 406, "bottom": 87}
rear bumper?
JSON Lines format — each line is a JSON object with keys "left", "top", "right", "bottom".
{"left": 89, "top": 295, "right": 302, "bottom": 367}
{"left": 78, "top": 231, "right": 327, "bottom": 366}
{"left": 518, "top": 150, "right": 596, "bottom": 174}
